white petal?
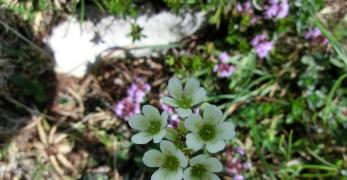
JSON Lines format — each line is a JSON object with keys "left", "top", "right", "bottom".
{"left": 165, "top": 128, "right": 178, "bottom": 141}
{"left": 203, "top": 104, "right": 222, "bottom": 124}
{"left": 143, "top": 150, "right": 164, "bottom": 167}
{"left": 168, "top": 168, "right": 183, "bottom": 180}
{"left": 186, "top": 133, "right": 203, "bottom": 151}
{"left": 185, "top": 114, "right": 203, "bottom": 133}
{"left": 191, "top": 88, "right": 206, "bottom": 106}
{"left": 160, "top": 140, "right": 177, "bottom": 154}
{"left": 161, "top": 111, "right": 168, "bottom": 127}
{"left": 217, "top": 122, "right": 235, "bottom": 140}
{"left": 175, "top": 150, "right": 188, "bottom": 167}
{"left": 128, "top": 114, "right": 148, "bottom": 131}
{"left": 204, "top": 157, "right": 223, "bottom": 172}
{"left": 208, "top": 173, "right": 221, "bottom": 180}
{"left": 190, "top": 154, "right": 207, "bottom": 166}
{"left": 184, "top": 78, "right": 200, "bottom": 98}
{"left": 152, "top": 168, "right": 166, "bottom": 180}
{"left": 131, "top": 132, "right": 153, "bottom": 144}
{"left": 168, "top": 77, "right": 183, "bottom": 99}
{"left": 153, "top": 168, "right": 183, "bottom": 180}
{"left": 153, "top": 129, "right": 166, "bottom": 143}
{"left": 206, "top": 140, "right": 225, "bottom": 153}
{"left": 177, "top": 108, "right": 192, "bottom": 118}
{"left": 183, "top": 167, "right": 193, "bottom": 180}
{"left": 143, "top": 105, "right": 161, "bottom": 120}
{"left": 162, "top": 97, "right": 179, "bottom": 107}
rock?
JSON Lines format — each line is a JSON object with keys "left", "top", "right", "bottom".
{"left": 44, "top": 9, "right": 206, "bottom": 77}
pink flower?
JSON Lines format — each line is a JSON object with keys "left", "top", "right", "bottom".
{"left": 255, "top": 41, "right": 273, "bottom": 58}
{"left": 236, "top": 0, "right": 262, "bottom": 25}
{"left": 227, "top": 158, "right": 244, "bottom": 175}
{"left": 235, "top": 147, "right": 245, "bottom": 156}
{"left": 234, "top": 174, "right": 245, "bottom": 180}
{"left": 213, "top": 64, "right": 236, "bottom": 78}
{"left": 226, "top": 147, "right": 252, "bottom": 178}
{"left": 236, "top": 0, "right": 253, "bottom": 14}
{"left": 305, "top": 28, "right": 328, "bottom": 46}
{"left": 251, "top": 34, "right": 267, "bottom": 46}
{"left": 264, "top": 0, "right": 289, "bottom": 19}
{"left": 219, "top": 52, "right": 230, "bottom": 63}
{"left": 160, "top": 101, "right": 180, "bottom": 128}
{"left": 214, "top": 52, "right": 236, "bottom": 78}
{"left": 251, "top": 34, "right": 273, "bottom": 58}
{"left": 276, "top": 0, "right": 289, "bottom": 18}
{"left": 304, "top": 28, "right": 322, "bottom": 39}
{"left": 127, "top": 79, "right": 151, "bottom": 103}
{"left": 113, "top": 97, "right": 140, "bottom": 120}
{"left": 168, "top": 114, "right": 180, "bottom": 128}
{"left": 113, "top": 78, "right": 151, "bottom": 120}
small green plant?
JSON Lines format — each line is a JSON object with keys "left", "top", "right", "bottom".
{"left": 128, "top": 77, "right": 235, "bottom": 180}
{"left": 129, "top": 23, "right": 145, "bottom": 42}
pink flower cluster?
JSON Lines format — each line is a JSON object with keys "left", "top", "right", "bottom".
{"left": 113, "top": 78, "right": 151, "bottom": 120}
{"left": 264, "top": 0, "right": 289, "bottom": 19}
{"left": 236, "top": 0, "right": 253, "bottom": 14}
{"left": 236, "top": 0, "right": 289, "bottom": 23}
{"left": 251, "top": 34, "right": 273, "bottom": 58}
{"left": 304, "top": 28, "right": 328, "bottom": 46}
{"left": 213, "top": 52, "right": 236, "bottom": 78}
{"left": 226, "top": 147, "right": 252, "bottom": 180}
{"left": 236, "top": 0, "right": 258, "bottom": 25}
{"left": 160, "top": 102, "right": 180, "bottom": 128}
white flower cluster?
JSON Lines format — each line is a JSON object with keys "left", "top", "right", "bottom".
{"left": 128, "top": 77, "right": 235, "bottom": 180}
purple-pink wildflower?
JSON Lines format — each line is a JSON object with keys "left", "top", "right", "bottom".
{"left": 160, "top": 101, "right": 180, "bottom": 128}
{"left": 127, "top": 79, "right": 151, "bottom": 103}
{"left": 168, "top": 114, "right": 180, "bottom": 128}
{"left": 233, "top": 174, "right": 245, "bottom": 180}
{"left": 219, "top": 52, "right": 230, "bottom": 63}
{"left": 264, "top": 0, "right": 289, "bottom": 19}
{"left": 305, "top": 28, "right": 328, "bottom": 46}
{"left": 214, "top": 64, "right": 236, "bottom": 78}
{"left": 113, "top": 97, "right": 141, "bottom": 120}
{"left": 226, "top": 147, "right": 252, "bottom": 179}
{"left": 251, "top": 34, "right": 273, "bottom": 58}
{"left": 113, "top": 78, "right": 151, "bottom": 120}
{"left": 214, "top": 52, "right": 236, "bottom": 78}
{"left": 236, "top": 0, "right": 253, "bottom": 14}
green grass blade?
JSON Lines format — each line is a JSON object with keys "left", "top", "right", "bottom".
{"left": 314, "top": 18, "right": 347, "bottom": 67}
{"left": 323, "top": 73, "right": 347, "bottom": 124}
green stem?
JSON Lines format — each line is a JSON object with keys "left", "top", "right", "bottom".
{"left": 203, "top": 145, "right": 208, "bottom": 155}
{"left": 323, "top": 73, "right": 347, "bottom": 124}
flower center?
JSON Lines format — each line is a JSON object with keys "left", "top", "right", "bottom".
{"left": 177, "top": 97, "right": 192, "bottom": 109}
{"left": 191, "top": 164, "right": 207, "bottom": 178}
{"left": 162, "top": 155, "right": 180, "bottom": 171}
{"left": 198, "top": 123, "right": 216, "bottom": 141}
{"left": 147, "top": 121, "right": 161, "bottom": 134}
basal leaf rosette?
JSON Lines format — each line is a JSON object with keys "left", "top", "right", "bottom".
{"left": 129, "top": 105, "right": 168, "bottom": 144}
{"left": 185, "top": 104, "right": 235, "bottom": 153}
{"left": 143, "top": 140, "right": 188, "bottom": 180}
{"left": 162, "top": 77, "right": 206, "bottom": 117}
{"left": 183, "top": 155, "right": 223, "bottom": 180}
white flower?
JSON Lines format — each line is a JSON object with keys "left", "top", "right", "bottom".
{"left": 143, "top": 140, "right": 188, "bottom": 180}
{"left": 184, "top": 104, "right": 235, "bottom": 153}
{"left": 129, "top": 105, "right": 168, "bottom": 144}
{"left": 162, "top": 77, "right": 206, "bottom": 117}
{"left": 183, "top": 155, "right": 222, "bottom": 180}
